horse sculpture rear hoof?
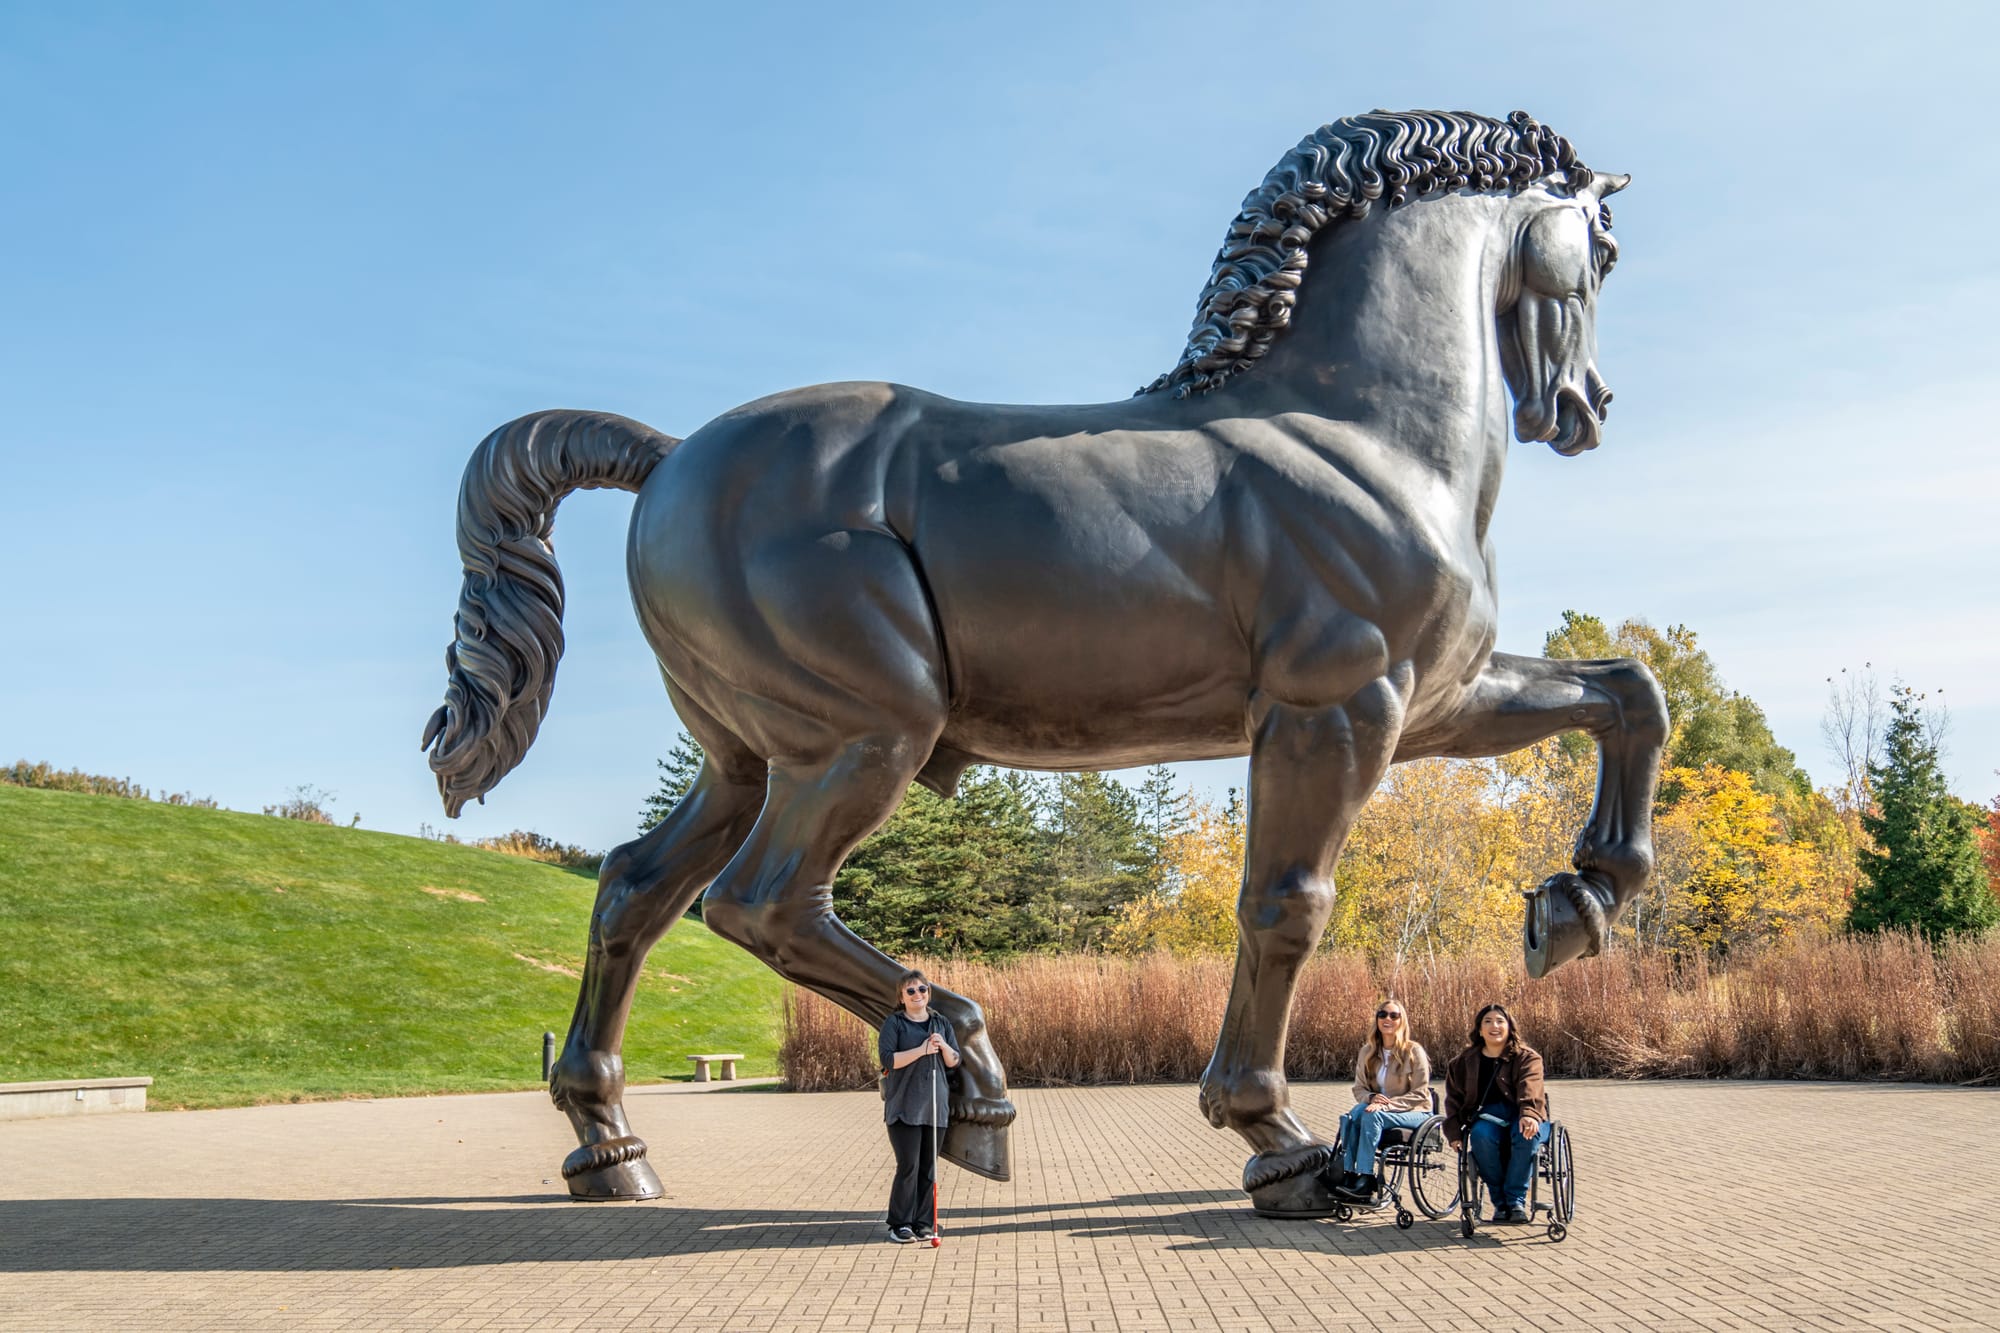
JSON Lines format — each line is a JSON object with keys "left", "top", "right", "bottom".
{"left": 562, "top": 1136, "right": 663, "bottom": 1201}
{"left": 1523, "top": 871, "right": 1609, "bottom": 978}
{"left": 942, "top": 1101, "right": 1015, "bottom": 1181}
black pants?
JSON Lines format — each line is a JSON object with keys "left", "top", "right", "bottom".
{"left": 886, "top": 1120, "right": 938, "bottom": 1231}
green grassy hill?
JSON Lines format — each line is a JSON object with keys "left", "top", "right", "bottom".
{"left": 0, "top": 786, "right": 783, "bottom": 1108}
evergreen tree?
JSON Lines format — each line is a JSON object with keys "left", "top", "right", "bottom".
{"left": 638, "top": 732, "right": 707, "bottom": 832}
{"left": 1134, "top": 764, "right": 1195, "bottom": 893}
{"left": 834, "top": 768, "right": 1049, "bottom": 958}
{"left": 1044, "top": 772, "right": 1148, "bottom": 950}
{"left": 1848, "top": 688, "right": 1998, "bottom": 940}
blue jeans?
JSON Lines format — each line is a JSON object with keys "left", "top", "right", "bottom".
{"left": 1467, "top": 1104, "right": 1551, "bottom": 1207}
{"left": 1339, "top": 1103, "right": 1429, "bottom": 1173}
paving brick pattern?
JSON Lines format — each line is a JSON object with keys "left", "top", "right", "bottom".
{"left": 2, "top": 1079, "right": 1996, "bottom": 1331}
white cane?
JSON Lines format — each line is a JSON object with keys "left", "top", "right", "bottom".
{"left": 928, "top": 1035, "right": 943, "bottom": 1248}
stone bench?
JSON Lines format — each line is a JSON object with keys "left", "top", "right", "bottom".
{"left": 0, "top": 1077, "right": 152, "bottom": 1121}
{"left": 686, "top": 1054, "right": 744, "bottom": 1083}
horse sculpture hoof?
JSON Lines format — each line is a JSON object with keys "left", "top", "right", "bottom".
{"left": 1523, "top": 872, "right": 1608, "bottom": 978}
{"left": 1243, "top": 1144, "right": 1341, "bottom": 1216}
{"left": 561, "top": 1136, "right": 663, "bottom": 1201}
{"left": 1245, "top": 1145, "right": 1343, "bottom": 1217}
{"left": 942, "top": 1111, "right": 1013, "bottom": 1181}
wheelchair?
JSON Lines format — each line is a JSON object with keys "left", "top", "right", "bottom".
{"left": 1321, "top": 1090, "right": 1460, "bottom": 1229}
{"left": 1454, "top": 1099, "right": 1575, "bottom": 1242}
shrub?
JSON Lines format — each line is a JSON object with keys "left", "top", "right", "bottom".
{"left": 264, "top": 785, "right": 337, "bottom": 824}
{"left": 472, "top": 830, "right": 603, "bottom": 874}
{"left": 4, "top": 760, "right": 217, "bottom": 807}
{"left": 4, "top": 761, "right": 147, "bottom": 799}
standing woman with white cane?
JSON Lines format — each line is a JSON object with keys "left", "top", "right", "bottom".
{"left": 878, "top": 968, "right": 958, "bottom": 1244}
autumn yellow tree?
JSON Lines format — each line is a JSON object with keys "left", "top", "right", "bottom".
{"left": 1633, "top": 764, "right": 1834, "bottom": 958}
{"left": 1106, "top": 799, "right": 1243, "bottom": 956}
{"left": 1328, "top": 758, "right": 1527, "bottom": 965}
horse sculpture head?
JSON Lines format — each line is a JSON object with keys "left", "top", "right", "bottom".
{"left": 1142, "top": 109, "right": 1629, "bottom": 457}
{"left": 1501, "top": 171, "right": 1629, "bottom": 455}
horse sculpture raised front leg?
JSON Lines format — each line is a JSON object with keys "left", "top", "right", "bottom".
{"left": 1399, "top": 652, "right": 1669, "bottom": 976}
{"left": 1202, "top": 677, "right": 1407, "bottom": 1217}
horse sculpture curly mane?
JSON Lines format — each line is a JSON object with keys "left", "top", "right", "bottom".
{"left": 1140, "top": 109, "right": 1594, "bottom": 398}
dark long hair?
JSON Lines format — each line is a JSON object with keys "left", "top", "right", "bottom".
{"left": 1468, "top": 1003, "right": 1522, "bottom": 1058}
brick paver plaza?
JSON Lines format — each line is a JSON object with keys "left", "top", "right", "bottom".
{"left": 3, "top": 1079, "right": 1996, "bottom": 1330}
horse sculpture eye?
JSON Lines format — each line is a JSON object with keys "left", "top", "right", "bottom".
{"left": 1521, "top": 207, "right": 1592, "bottom": 297}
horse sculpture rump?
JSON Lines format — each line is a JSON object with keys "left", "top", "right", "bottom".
{"left": 424, "top": 109, "right": 1665, "bottom": 1216}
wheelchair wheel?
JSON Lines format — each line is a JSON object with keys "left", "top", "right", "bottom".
{"left": 1405, "top": 1117, "right": 1459, "bottom": 1220}
{"left": 1546, "top": 1123, "right": 1575, "bottom": 1238}
{"left": 1457, "top": 1149, "right": 1482, "bottom": 1238}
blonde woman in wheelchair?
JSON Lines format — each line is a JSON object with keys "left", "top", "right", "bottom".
{"left": 1330, "top": 998, "right": 1433, "bottom": 1205}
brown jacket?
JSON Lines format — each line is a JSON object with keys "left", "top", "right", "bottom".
{"left": 1349, "top": 1041, "right": 1432, "bottom": 1113}
{"left": 1441, "top": 1043, "right": 1547, "bottom": 1140}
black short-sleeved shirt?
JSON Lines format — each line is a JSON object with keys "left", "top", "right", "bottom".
{"left": 878, "top": 1010, "right": 956, "bottom": 1127}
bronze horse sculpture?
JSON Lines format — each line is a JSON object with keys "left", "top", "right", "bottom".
{"left": 423, "top": 108, "right": 1665, "bottom": 1216}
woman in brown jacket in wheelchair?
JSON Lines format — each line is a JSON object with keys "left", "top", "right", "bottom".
{"left": 1442, "top": 1003, "right": 1549, "bottom": 1224}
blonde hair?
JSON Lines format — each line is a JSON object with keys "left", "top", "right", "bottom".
{"left": 1364, "top": 997, "right": 1414, "bottom": 1083}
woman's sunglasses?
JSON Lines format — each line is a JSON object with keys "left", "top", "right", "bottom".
{"left": 1376, "top": 1010, "right": 1403, "bottom": 1020}
{"left": 904, "top": 984, "right": 930, "bottom": 996}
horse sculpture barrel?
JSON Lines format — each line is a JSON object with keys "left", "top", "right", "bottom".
{"left": 424, "top": 108, "right": 1662, "bottom": 1215}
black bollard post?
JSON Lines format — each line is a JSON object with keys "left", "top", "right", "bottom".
{"left": 542, "top": 1030, "right": 556, "bottom": 1081}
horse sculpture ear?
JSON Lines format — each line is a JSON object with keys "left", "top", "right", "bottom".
{"left": 1594, "top": 172, "right": 1631, "bottom": 199}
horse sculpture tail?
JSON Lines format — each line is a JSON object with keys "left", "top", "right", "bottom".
{"left": 421, "top": 410, "right": 678, "bottom": 817}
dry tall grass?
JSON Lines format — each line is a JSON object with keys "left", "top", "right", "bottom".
{"left": 780, "top": 931, "right": 2000, "bottom": 1090}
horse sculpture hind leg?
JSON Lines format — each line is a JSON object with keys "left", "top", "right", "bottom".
{"left": 666, "top": 527, "right": 1017, "bottom": 1179}
{"left": 1397, "top": 651, "right": 1668, "bottom": 974}
{"left": 550, "top": 728, "right": 764, "bottom": 1200}
{"left": 1200, "top": 677, "right": 1406, "bottom": 1217}
{"left": 699, "top": 734, "right": 1017, "bottom": 1179}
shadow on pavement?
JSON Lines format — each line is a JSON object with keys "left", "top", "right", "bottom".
{"left": 0, "top": 1189, "right": 1479, "bottom": 1270}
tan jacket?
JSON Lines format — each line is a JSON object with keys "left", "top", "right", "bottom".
{"left": 1349, "top": 1040, "right": 1432, "bottom": 1113}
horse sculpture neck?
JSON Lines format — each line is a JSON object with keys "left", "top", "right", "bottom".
{"left": 1220, "top": 190, "right": 1523, "bottom": 537}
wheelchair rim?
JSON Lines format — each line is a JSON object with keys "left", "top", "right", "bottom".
{"left": 1407, "top": 1118, "right": 1458, "bottom": 1219}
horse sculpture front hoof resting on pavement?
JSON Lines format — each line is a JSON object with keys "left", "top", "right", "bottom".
{"left": 423, "top": 107, "right": 1663, "bottom": 1209}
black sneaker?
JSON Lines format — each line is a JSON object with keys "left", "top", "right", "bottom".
{"left": 915, "top": 1225, "right": 935, "bottom": 1240}
{"left": 889, "top": 1226, "right": 916, "bottom": 1244}
{"left": 1501, "top": 1205, "right": 1531, "bottom": 1224}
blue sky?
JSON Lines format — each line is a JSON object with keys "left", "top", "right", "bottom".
{"left": 4, "top": 2, "right": 1995, "bottom": 853}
